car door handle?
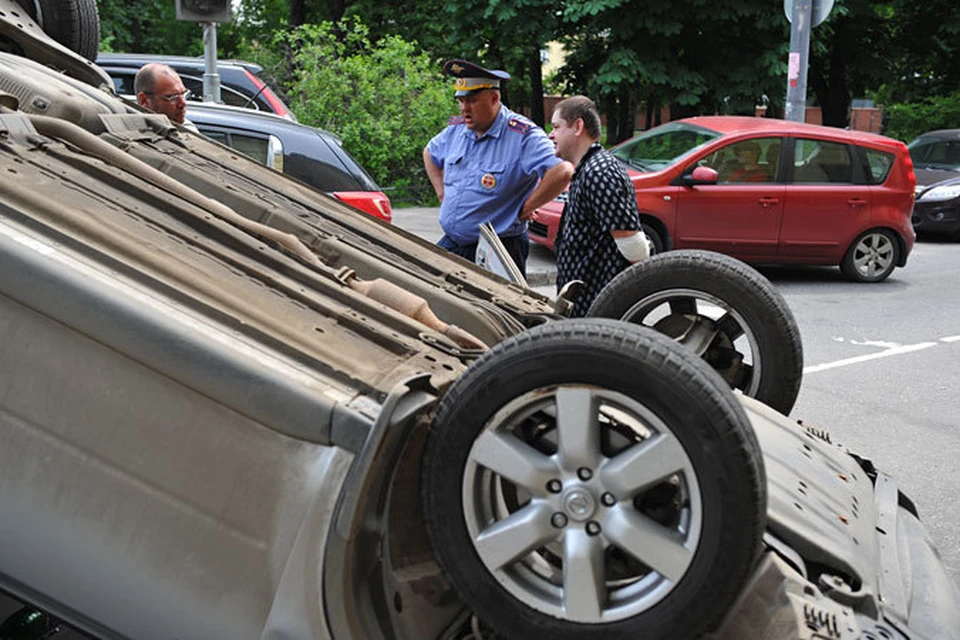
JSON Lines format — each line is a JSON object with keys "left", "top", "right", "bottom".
{"left": 847, "top": 198, "right": 867, "bottom": 208}
{"left": 758, "top": 197, "right": 779, "bottom": 207}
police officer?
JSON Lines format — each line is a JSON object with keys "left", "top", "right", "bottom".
{"left": 423, "top": 59, "right": 573, "bottom": 277}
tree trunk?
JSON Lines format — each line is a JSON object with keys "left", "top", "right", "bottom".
{"left": 289, "top": 0, "right": 305, "bottom": 26}
{"left": 327, "top": 0, "right": 347, "bottom": 22}
{"left": 528, "top": 47, "right": 545, "bottom": 127}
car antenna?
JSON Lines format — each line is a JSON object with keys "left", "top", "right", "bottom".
{"left": 241, "top": 85, "right": 268, "bottom": 110}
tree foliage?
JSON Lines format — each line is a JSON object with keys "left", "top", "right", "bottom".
{"left": 96, "top": 0, "right": 960, "bottom": 192}
{"left": 882, "top": 92, "right": 960, "bottom": 143}
{"left": 275, "top": 20, "right": 452, "bottom": 203}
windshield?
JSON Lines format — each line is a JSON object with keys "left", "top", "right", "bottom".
{"left": 611, "top": 122, "right": 721, "bottom": 172}
{"left": 907, "top": 138, "right": 960, "bottom": 172}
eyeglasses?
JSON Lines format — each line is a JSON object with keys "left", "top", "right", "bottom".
{"left": 148, "top": 89, "right": 192, "bottom": 103}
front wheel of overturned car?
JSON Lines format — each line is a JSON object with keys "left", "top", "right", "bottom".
{"left": 421, "top": 319, "right": 766, "bottom": 640}
{"left": 587, "top": 249, "right": 803, "bottom": 416}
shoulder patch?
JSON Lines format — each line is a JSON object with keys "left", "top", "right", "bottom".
{"left": 448, "top": 115, "right": 465, "bottom": 126}
{"left": 507, "top": 118, "right": 533, "bottom": 134}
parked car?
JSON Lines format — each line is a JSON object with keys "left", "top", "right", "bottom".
{"left": 907, "top": 129, "right": 960, "bottom": 190}
{"left": 186, "top": 102, "right": 392, "bottom": 222}
{"left": 913, "top": 174, "right": 960, "bottom": 236}
{"left": 532, "top": 116, "right": 917, "bottom": 282}
{"left": 96, "top": 52, "right": 296, "bottom": 121}
{"left": 1, "top": 4, "right": 958, "bottom": 640}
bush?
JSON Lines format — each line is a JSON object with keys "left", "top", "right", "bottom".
{"left": 273, "top": 20, "right": 452, "bottom": 206}
{"left": 882, "top": 91, "right": 960, "bottom": 142}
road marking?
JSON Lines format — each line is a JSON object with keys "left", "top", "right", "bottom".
{"left": 804, "top": 341, "right": 939, "bottom": 374}
{"left": 941, "top": 336, "right": 960, "bottom": 343}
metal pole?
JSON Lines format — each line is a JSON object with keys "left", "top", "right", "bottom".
{"left": 202, "top": 22, "right": 221, "bottom": 103}
{"left": 785, "top": 0, "right": 812, "bottom": 122}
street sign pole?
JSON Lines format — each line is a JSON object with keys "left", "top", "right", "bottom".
{"left": 202, "top": 22, "right": 221, "bottom": 103}
{"left": 784, "top": 0, "right": 812, "bottom": 122}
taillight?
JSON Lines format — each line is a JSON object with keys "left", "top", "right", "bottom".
{"left": 242, "top": 69, "right": 295, "bottom": 121}
{"left": 333, "top": 192, "right": 393, "bottom": 223}
{"left": 899, "top": 142, "right": 916, "bottom": 190}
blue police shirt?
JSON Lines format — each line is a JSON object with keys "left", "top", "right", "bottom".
{"left": 427, "top": 105, "right": 562, "bottom": 244}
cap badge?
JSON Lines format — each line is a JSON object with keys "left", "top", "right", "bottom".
{"left": 450, "top": 63, "right": 464, "bottom": 74}
{"left": 455, "top": 78, "right": 467, "bottom": 89}
{"left": 481, "top": 173, "right": 497, "bottom": 190}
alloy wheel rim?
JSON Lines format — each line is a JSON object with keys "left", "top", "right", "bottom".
{"left": 462, "top": 386, "right": 702, "bottom": 623}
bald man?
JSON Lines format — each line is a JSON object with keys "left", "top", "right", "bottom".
{"left": 134, "top": 63, "right": 189, "bottom": 125}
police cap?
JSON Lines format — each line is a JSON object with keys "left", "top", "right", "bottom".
{"left": 443, "top": 59, "right": 510, "bottom": 97}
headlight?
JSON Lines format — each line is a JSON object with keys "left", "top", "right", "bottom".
{"left": 917, "top": 184, "right": 960, "bottom": 202}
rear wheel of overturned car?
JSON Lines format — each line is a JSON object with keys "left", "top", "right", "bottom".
{"left": 587, "top": 249, "right": 803, "bottom": 416}
{"left": 421, "top": 319, "right": 766, "bottom": 640}
{"left": 16, "top": 0, "right": 100, "bottom": 62}
{"left": 840, "top": 229, "right": 899, "bottom": 283}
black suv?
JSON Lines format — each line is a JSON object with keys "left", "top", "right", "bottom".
{"left": 96, "top": 52, "right": 296, "bottom": 121}
{"left": 186, "top": 102, "right": 392, "bottom": 221}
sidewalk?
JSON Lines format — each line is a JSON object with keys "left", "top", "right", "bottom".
{"left": 392, "top": 207, "right": 558, "bottom": 288}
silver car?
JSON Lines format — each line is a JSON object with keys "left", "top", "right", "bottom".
{"left": 0, "top": 2, "right": 957, "bottom": 639}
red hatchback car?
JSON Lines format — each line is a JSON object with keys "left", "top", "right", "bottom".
{"left": 531, "top": 116, "right": 916, "bottom": 282}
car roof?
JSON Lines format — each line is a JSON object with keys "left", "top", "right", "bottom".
{"left": 96, "top": 52, "right": 263, "bottom": 75}
{"left": 909, "top": 129, "right": 960, "bottom": 142}
{"left": 678, "top": 115, "right": 898, "bottom": 144}
{"left": 186, "top": 101, "right": 340, "bottom": 143}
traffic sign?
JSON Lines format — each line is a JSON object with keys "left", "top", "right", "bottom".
{"left": 784, "top": 0, "right": 834, "bottom": 27}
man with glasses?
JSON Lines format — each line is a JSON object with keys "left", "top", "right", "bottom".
{"left": 134, "top": 63, "right": 190, "bottom": 125}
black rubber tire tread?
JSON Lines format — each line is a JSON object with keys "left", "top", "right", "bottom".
{"left": 422, "top": 318, "right": 766, "bottom": 640}
{"left": 587, "top": 249, "right": 803, "bottom": 415}
{"left": 17, "top": 0, "right": 100, "bottom": 62}
{"left": 840, "top": 228, "right": 898, "bottom": 283}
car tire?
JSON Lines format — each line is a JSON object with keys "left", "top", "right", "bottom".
{"left": 641, "top": 222, "right": 664, "bottom": 255}
{"left": 16, "top": 0, "right": 100, "bottom": 62}
{"left": 422, "top": 319, "right": 765, "bottom": 640}
{"left": 587, "top": 249, "right": 803, "bottom": 415}
{"left": 840, "top": 229, "right": 899, "bottom": 283}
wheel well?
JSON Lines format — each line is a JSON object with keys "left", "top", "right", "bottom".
{"left": 639, "top": 214, "right": 671, "bottom": 251}
{"left": 848, "top": 227, "right": 907, "bottom": 267}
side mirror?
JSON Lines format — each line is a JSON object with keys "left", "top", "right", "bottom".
{"left": 683, "top": 166, "right": 719, "bottom": 186}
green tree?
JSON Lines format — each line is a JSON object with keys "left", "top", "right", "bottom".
{"left": 276, "top": 19, "right": 452, "bottom": 204}
{"left": 98, "top": 0, "right": 203, "bottom": 54}
{"left": 556, "top": 0, "right": 787, "bottom": 143}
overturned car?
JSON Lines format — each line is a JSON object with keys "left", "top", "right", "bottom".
{"left": 0, "top": 3, "right": 957, "bottom": 639}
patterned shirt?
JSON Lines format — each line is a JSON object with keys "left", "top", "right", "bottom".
{"left": 426, "top": 105, "right": 562, "bottom": 243}
{"left": 556, "top": 143, "right": 640, "bottom": 317}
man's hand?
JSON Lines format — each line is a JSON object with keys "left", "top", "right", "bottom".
{"left": 518, "top": 160, "right": 573, "bottom": 221}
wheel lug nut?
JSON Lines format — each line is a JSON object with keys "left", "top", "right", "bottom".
{"left": 586, "top": 521, "right": 601, "bottom": 536}
{"left": 601, "top": 493, "right": 616, "bottom": 507}
{"left": 547, "top": 479, "right": 562, "bottom": 494}
{"left": 577, "top": 467, "right": 593, "bottom": 481}
{"left": 551, "top": 513, "right": 568, "bottom": 528}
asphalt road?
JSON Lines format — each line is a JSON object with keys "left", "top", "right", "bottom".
{"left": 763, "top": 239, "right": 960, "bottom": 590}
{"left": 395, "top": 207, "right": 960, "bottom": 588}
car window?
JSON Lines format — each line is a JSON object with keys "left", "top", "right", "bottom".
{"left": 792, "top": 139, "right": 853, "bottom": 184}
{"left": 910, "top": 140, "right": 960, "bottom": 171}
{"left": 611, "top": 123, "right": 720, "bottom": 172}
{"left": 699, "top": 138, "right": 781, "bottom": 183}
{"left": 284, "top": 134, "right": 367, "bottom": 192}
{"left": 860, "top": 148, "right": 895, "bottom": 184}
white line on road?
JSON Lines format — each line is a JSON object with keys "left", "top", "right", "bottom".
{"left": 803, "top": 341, "right": 939, "bottom": 374}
